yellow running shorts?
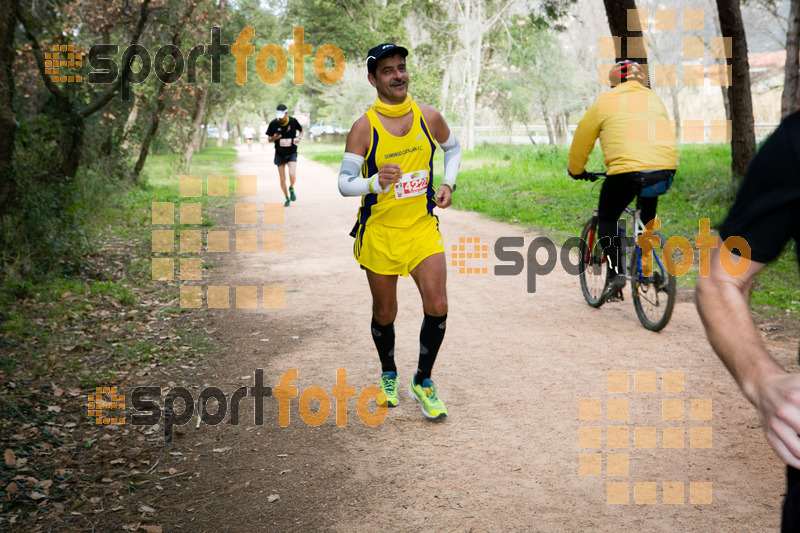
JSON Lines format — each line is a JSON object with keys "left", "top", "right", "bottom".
{"left": 354, "top": 217, "right": 444, "bottom": 276}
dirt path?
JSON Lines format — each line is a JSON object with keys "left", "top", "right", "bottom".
{"left": 160, "top": 145, "right": 796, "bottom": 532}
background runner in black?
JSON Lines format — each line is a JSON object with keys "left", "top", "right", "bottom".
{"left": 267, "top": 104, "right": 303, "bottom": 206}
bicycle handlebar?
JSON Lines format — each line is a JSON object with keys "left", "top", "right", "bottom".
{"left": 575, "top": 171, "right": 606, "bottom": 182}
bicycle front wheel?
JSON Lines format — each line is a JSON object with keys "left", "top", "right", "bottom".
{"left": 631, "top": 230, "right": 677, "bottom": 331}
{"left": 579, "top": 217, "right": 609, "bottom": 308}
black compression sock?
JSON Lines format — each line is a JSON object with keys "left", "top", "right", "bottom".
{"left": 415, "top": 313, "right": 447, "bottom": 383}
{"left": 371, "top": 317, "right": 396, "bottom": 373}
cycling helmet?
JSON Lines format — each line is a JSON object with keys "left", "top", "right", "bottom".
{"left": 608, "top": 60, "right": 646, "bottom": 85}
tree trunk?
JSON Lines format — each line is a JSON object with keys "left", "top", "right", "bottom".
{"left": 461, "top": 0, "right": 483, "bottom": 151}
{"left": 721, "top": 85, "right": 731, "bottom": 121}
{"left": 121, "top": 93, "right": 141, "bottom": 150}
{"left": 0, "top": 0, "right": 19, "bottom": 212}
{"left": 782, "top": 0, "right": 800, "bottom": 119}
{"left": 523, "top": 123, "right": 536, "bottom": 145}
{"left": 716, "top": 0, "right": 756, "bottom": 180}
{"left": 669, "top": 84, "right": 681, "bottom": 141}
{"left": 133, "top": 88, "right": 167, "bottom": 183}
{"left": 439, "top": 41, "right": 454, "bottom": 112}
{"left": 198, "top": 121, "right": 207, "bottom": 152}
{"left": 542, "top": 108, "right": 555, "bottom": 145}
{"left": 555, "top": 113, "right": 569, "bottom": 145}
{"left": 61, "top": 113, "right": 85, "bottom": 179}
{"left": 602, "top": 0, "right": 647, "bottom": 68}
{"left": 183, "top": 87, "right": 207, "bottom": 173}
{"left": 216, "top": 116, "right": 225, "bottom": 148}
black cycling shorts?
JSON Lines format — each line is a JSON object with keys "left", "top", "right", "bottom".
{"left": 274, "top": 152, "right": 298, "bottom": 167}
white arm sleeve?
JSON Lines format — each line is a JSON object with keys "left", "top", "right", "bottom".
{"left": 337, "top": 153, "right": 386, "bottom": 196}
{"left": 440, "top": 131, "right": 461, "bottom": 189}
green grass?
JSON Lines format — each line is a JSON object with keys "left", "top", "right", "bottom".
{"left": 122, "top": 146, "right": 239, "bottom": 234}
{"left": 302, "top": 142, "right": 799, "bottom": 318}
{"left": 301, "top": 143, "right": 348, "bottom": 167}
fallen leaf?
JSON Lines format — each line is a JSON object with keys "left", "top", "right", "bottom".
{"left": 47, "top": 405, "right": 62, "bottom": 413}
{"left": 4, "top": 449, "right": 16, "bottom": 466}
{"left": 212, "top": 447, "right": 231, "bottom": 453}
{"left": 29, "top": 492, "right": 47, "bottom": 500}
{"left": 139, "top": 504, "right": 156, "bottom": 513}
{"left": 141, "top": 526, "right": 163, "bottom": 533}
{"left": 267, "top": 494, "right": 280, "bottom": 503}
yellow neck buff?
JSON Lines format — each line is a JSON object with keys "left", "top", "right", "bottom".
{"left": 278, "top": 116, "right": 289, "bottom": 126}
{"left": 372, "top": 94, "right": 412, "bottom": 117}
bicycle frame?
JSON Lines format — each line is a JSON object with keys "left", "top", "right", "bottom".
{"left": 624, "top": 204, "right": 668, "bottom": 290}
{"left": 577, "top": 170, "right": 676, "bottom": 331}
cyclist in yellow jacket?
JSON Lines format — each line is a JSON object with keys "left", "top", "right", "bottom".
{"left": 568, "top": 60, "right": 679, "bottom": 302}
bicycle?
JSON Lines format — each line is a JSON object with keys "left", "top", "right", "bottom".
{"left": 576, "top": 172, "right": 677, "bottom": 332}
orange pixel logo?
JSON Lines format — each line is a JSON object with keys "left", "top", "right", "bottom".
{"left": 578, "top": 371, "right": 713, "bottom": 505}
{"left": 88, "top": 387, "right": 126, "bottom": 425}
{"left": 45, "top": 44, "right": 83, "bottom": 83}
{"left": 451, "top": 237, "right": 489, "bottom": 274}
{"left": 151, "top": 175, "right": 286, "bottom": 309}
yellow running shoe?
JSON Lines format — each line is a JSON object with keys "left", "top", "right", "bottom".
{"left": 378, "top": 371, "right": 399, "bottom": 407}
{"left": 409, "top": 377, "right": 447, "bottom": 419}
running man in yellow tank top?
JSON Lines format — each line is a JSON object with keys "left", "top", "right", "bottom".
{"left": 337, "top": 43, "right": 461, "bottom": 419}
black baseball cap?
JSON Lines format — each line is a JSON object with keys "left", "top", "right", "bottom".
{"left": 366, "top": 43, "right": 408, "bottom": 74}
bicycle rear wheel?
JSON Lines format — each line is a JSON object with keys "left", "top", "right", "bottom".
{"left": 579, "top": 217, "right": 609, "bottom": 308}
{"left": 631, "top": 230, "right": 676, "bottom": 331}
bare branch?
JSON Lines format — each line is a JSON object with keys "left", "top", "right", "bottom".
{"left": 16, "top": 9, "right": 68, "bottom": 106}
{"left": 81, "top": 0, "right": 152, "bottom": 118}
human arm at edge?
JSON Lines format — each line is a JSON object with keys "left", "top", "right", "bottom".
{"left": 696, "top": 245, "right": 800, "bottom": 467}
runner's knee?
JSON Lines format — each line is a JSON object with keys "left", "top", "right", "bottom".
{"left": 372, "top": 303, "right": 397, "bottom": 325}
{"left": 423, "top": 295, "right": 447, "bottom": 317}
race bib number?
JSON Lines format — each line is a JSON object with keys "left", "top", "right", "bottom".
{"left": 394, "top": 169, "right": 429, "bottom": 199}
{"left": 279, "top": 138, "right": 293, "bottom": 147}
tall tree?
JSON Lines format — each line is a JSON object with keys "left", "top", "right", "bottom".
{"left": 132, "top": 0, "right": 197, "bottom": 181}
{"left": 0, "top": 0, "right": 19, "bottom": 212}
{"left": 782, "top": 0, "right": 800, "bottom": 119}
{"left": 452, "top": 0, "right": 515, "bottom": 151}
{"left": 602, "top": 0, "right": 647, "bottom": 68}
{"left": 17, "top": 0, "right": 151, "bottom": 179}
{"left": 716, "top": 0, "right": 756, "bottom": 179}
